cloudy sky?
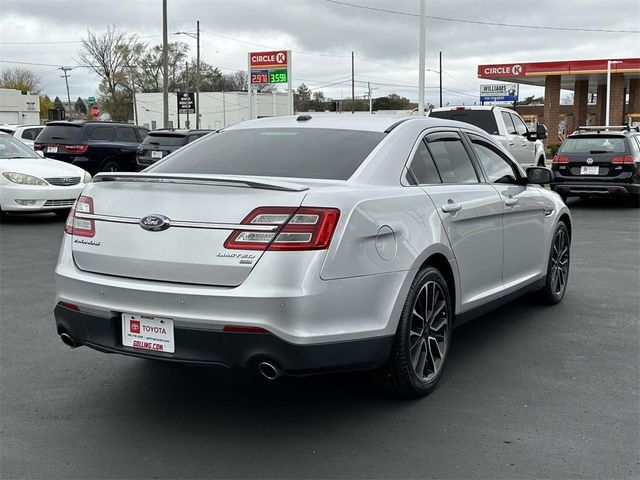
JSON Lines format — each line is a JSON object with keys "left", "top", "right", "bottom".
{"left": 1, "top": 0, "right": 639, "bottom": 105}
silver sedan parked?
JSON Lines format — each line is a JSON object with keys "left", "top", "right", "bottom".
{"left": 54, "top": 115, "right": 571, "bottom": 397}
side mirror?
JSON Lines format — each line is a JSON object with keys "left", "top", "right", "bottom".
{"left": 536, "top": 123, "right": 548, "bottom": 140}
{"left": 525, "top": 131, "right": 538, "bottom": 141}
{"left": 526, "top": 166, "right": 553, "bottom": 184}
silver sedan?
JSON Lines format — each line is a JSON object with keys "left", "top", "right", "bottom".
{"left": 54, "top": 115, "right": 571, "bottom": 397}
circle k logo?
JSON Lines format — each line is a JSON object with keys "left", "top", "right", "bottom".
{"left": 276, "top": 52, "right": 286, "bottom": 64}
{"left": 512, "top": 64, "right": 523, "bottom": 75}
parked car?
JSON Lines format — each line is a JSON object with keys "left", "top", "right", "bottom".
{"left": 13, "top": 125, "right": 45, "bottom": 149}
{"left": 54, "top": 115, "right": 570, "bottom": 397}
{"left": 428, "top": 106, "right": 548, "bottom": 167}
{"left": 136, "top": 129, "right": 212, "bottom": 169}
{"left": 0, "top": 133, "right": 90, "bottom": 219}
{"left": 34, "top": 121, "right": 149, "bottom": 175}
{"left": 0, "top": 124, "right": 19, "bottom": 135}
{"left": 550, "top": 125, "right": 640, "bottom": 205}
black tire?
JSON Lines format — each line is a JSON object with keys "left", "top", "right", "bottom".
{"left": 374, "top": 266, "right": 453, "bottom": 398}
{"left": 533, "top": 222, "right": 570, "bottom": 305}
{"left": 100, "top": 159, "right": 121, "bottom": 172}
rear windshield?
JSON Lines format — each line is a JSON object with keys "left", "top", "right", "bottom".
{"left": 559, "top": 136, "right": 627, "bottom": 154}
{"left": 36, "top": 124, "right": 82, "bottom": 143}
{"left": 429, "top": 110, "right": 499, "bottom": 135}
{"left": 142, "top": 133, "right": 188, "bottom": 147}
{"left": 150, "top": 128, "right": 386, "bottom": 180}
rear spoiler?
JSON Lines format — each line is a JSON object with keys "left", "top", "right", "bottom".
{"left": 92, "top": 172, "right": 309, "bottom": 192}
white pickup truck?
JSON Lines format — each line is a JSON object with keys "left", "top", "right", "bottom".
{"left": 428, "top": 106, "right": 548, "bottom": 167}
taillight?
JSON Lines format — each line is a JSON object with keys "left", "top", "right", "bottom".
{"left": 64, "top": 195, "right": 95, "bottom": 237}
{"left": 553, "top": 155, "right": 570, "bottom": 164}
{"left": 65, "top": 144, "right": 89, "bottom": 154}
{"left": 611, "top": 155, "right": 635, "bottom": 164}
{"left": 34, "top": 144, "right": 43, "bottom": 151}
{"left": 224, "top": 207, "right": 340, "bottom": 251}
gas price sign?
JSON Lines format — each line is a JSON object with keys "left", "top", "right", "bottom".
{"left": 249, "top": 50, "right": 290, "bottom": 85}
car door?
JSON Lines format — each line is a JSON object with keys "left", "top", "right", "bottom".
{"left": 499, "top": 111, "right": 526, "bottom": 165}
{"left": 417, "top": 131, "right": 505, "bottom": 310}
{"left": 511, "top": 113, "right": 536, "bottom": 165}
{"left": 466, "top": 133, "right": 547, "bottom": 289}
{"left": 115, "top": 126, "right": 139, "bottom": 165}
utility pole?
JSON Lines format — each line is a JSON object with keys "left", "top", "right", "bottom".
{"left": 162, "top": 0, "right": 169, "bottom": 128}
{"left": 418, "top": 0, "right": 426, "bottom": 115}
{"left": 368, "top": 82, "right": 372, "bottom": 114}
{"left": 439, "top": 51, "right": 443, "bottom": 108}
{"left": 126, "top": 65, "right": 138, "bottom": 124}
{"left": 351, "top": 51, "right": 355, "bottom": 114}
{"left": 59, "top": 67, "right": 72, "bottom": 108}
{"left": 196, "top": 20, "right": 200, "bottom": 129}
{"left": 185, "top": 61, "right": 190, "bottom": 128}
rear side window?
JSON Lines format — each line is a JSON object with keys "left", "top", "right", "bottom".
{"left": 136, "top": 127, "right": 149, "bottom": 141}
{"left": 150, "top": 128, "right": 386, "bottom": 180}
{"left": 628, "top": 136, "right": 640, "bottom": 161}
{"left": 88, "top": 126, "right": 113, "bottom": 141}
{"left": 429, "top": 110, "right": 499, "bottom": 136}
{"left": 116, "top": 126, "right": 137, "bottom": 142}
{"left": 408, "top": 139, "right": 441, "bottom": 184}
{"left": 36, "top": 124, "right": 82, "bottom": 143}
{"left": 21, "top": 127, "right": 43, "bottom": 140}
{"left": 426, "top": 134, "right": 478, "bottom": 184}
{"left": 501, "top": 112, "right": 517, "bottom": 134}
{"left": 559, "top": 136, "right": 626, "bottom": 154}
{"left": 143, "top": 134, "right": 188, "bottom": 147}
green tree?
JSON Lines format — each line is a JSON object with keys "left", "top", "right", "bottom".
{"left": 39, "top": 95, "right": 54, "bottom": 119}
{"left": 373, "top": 93, "right": 411, "bottom": 111}
{"left": 74, "top": 97, "right": 87, "bottom": 114}
{"left": 294, "top": 84, "right": 311, "bottom": 112}
{"left": 53, "top": 96, "right": 65, "bottom": 111}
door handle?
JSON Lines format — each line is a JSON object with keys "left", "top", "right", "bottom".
{"left": 505, "top": 197, "right": 519, "bottom": 207}
{"left": 441, "top": 201, "right": 462, "bottom": 213}
{"left": 508, "top": 141, "right": 515, "bottom": 146}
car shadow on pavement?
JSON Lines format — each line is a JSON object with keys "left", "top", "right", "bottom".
{"left": 0, "top": 212, "right": 64, "bottom": 224}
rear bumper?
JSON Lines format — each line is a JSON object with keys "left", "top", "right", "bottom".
{"left": 54, "top": 305, "right": 393, "bottom": 373}
{"left": 551, "top": 182, "right": 640, "bottom": 196}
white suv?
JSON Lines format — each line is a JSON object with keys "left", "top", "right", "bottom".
{"left": 429, "top": 106, "right": 548, "bottom": 167}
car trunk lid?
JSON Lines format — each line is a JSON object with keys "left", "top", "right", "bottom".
{"left": 71, "top": 173, "right": 309, "bottom": 286}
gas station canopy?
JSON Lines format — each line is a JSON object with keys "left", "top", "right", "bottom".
{"left": 477, "top": 58, "right": 640, "bottom": 91}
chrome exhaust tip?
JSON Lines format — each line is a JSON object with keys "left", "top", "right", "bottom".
{"left": 60, "top": 332, "right": 77, "bottom": 349}
{"left": 258, "top": 361, "right": 282, "bottom": 380}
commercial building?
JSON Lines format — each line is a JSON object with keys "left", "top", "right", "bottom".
{"left": 478, "top": 58, "right": 640, "bottom": 144}
{"left": 0, "top": 88, "right": 40, "bottom": 124}
{"left": 135, "top": 91, "right": 290, "bottom": 130}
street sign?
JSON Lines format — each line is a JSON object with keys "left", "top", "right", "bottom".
{"left": 87, "top": 96, "right": 96, "bottom": 105}
{"left": 248, "top": 50, "right": 293, "bottom": 117}
{"left": 90, "top": 104, "right": 100, "bottom": 119}
{"left": 480, "top": 83, "right": 519, "bottom": 103}
{"left": 177, "top": 91, "right": 195, "bottom": 114}
{"left": 250, "top": 50, "right": 288, "bottom": 69}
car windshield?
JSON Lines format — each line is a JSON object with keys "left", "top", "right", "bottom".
{"left": 559, "top": 136, "right": 627, "bottom": 154}
{"left": 142, "top": 133, "right": 188, "bottom": 147}
{"left": 36, "top": 124, "right": 83, "bottom": 143}
{"left": 150, "top": 128, "right": 386, "bottom": 180}
{"left": 429, "top": 110, "right": 500, "bottom": 135}
{"left": 0, "top": 135, "right": 40, "bottom": 159}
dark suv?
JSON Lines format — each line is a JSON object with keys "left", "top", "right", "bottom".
{"left": 136, "top": 129, "right": 212, "bottom": 169}
{"left": 550, "top": 126, "right": 640, "bottom": 205}
{"left": 34, "top": 121, "right": 149, "bottom": 175}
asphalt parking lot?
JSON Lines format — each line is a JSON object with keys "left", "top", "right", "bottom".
{"left": 1, "top": 199, "right": 638, "bottom": 479}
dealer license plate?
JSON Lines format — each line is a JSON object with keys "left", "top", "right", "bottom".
{"left": 151, "top": 150, "right": 163, "bottom": 159}
{"left": 47, "top": 146, "right": 58, "bottom": 153}
{"left": 580, "top": 166, "right": 599, "bottom": 175}
{"left": 122, "top": 314, "right": 175, "bottom": 353}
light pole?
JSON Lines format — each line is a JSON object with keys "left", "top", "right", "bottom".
{"left": 417, "top": 0, "right": 426, "bottom": 115}
{"left": 605, "top": 60, "right": 623, "bottom": 127}
{"left": 176, "top": 21, "right": 200, "bottom": 129}
{"left": 162, "top": 0, "right": 168, "bottom": 128}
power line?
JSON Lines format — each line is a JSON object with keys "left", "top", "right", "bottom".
{"left": 322, "top": 0, "right": 640, "bottom": 34}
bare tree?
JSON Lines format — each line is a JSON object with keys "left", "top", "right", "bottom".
{"left": 78, "top": 25, "right": 144, "bottom": 119}
{"left": 0, "top": 67, "right": 41, "bottom": 93}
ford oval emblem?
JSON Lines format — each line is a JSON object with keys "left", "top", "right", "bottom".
{"left": 140, "top": 214, "right": 171, "bottom": 232}
{"left": 586, "top": 157, "right": 594, "bottom": 165}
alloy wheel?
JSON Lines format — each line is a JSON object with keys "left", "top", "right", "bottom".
{"left": 550, "top": 228, "right": 569, "bottom": 296}
{"left": 409, "top": 281, "right": 449, "bottom": 382}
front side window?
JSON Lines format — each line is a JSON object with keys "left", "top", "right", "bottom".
{"left": 471, "top": 139, "right": 518, "bottom": 184}
{"left": 426, "top": 135, "right": 478, "bottom": 184}
{"left": 511, "top": 114, "right": 528, "bottom": 135}
{"left": 408, "top": 139, "right": 441, "bottom": 184}
{"left": 116, "top": 126, "right": 137, "bottom": 142}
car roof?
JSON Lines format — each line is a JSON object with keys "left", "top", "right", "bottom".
{"left": 147, "top": 129, "right": 212, "bottom": 136}
{"left": 569, "top": 128, "right": 639, "bottom": 138}
{"left": 227, "top": 114, "right": 419, "bottom": 133}
{"left": 44, "top": 120, "right": 135, "bottom": 127}
{"left": 430, "top": 106, "right": 501, "bottom": 112}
